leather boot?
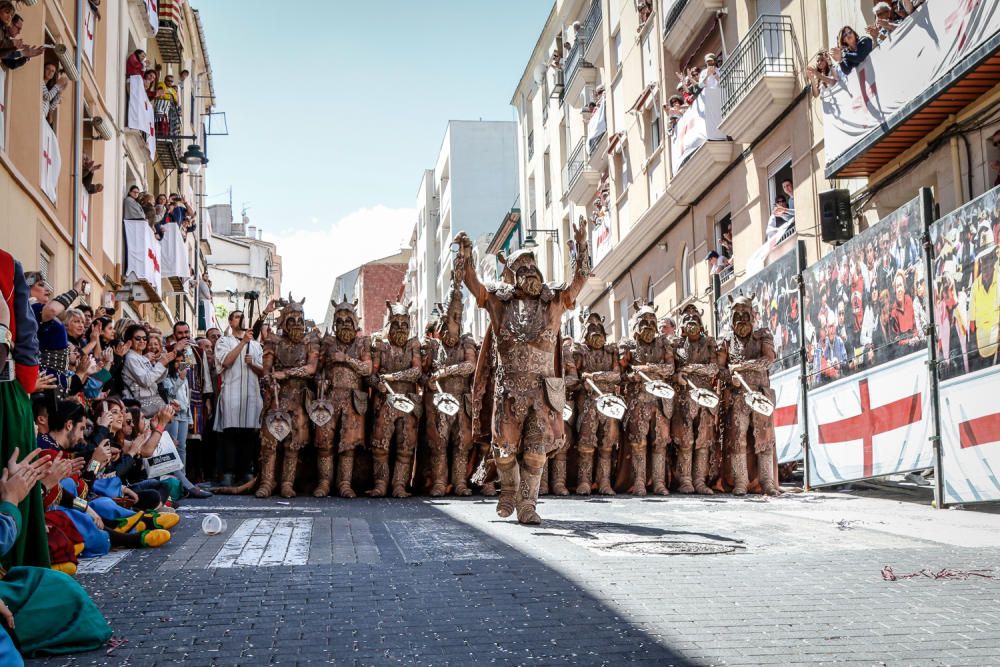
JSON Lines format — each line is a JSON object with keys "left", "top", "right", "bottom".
{"left": 452, "top": 449, "right": 471, "bottom": 496}
{"left": 732, "top": 444, "right": 749, "bottom": 496}
{"left": 313, "top": 453, "right": 334, "bottom": 497}
{"left": 576, "top": 451, "right": 594, "bottom": 495}
{"left": 478, "top": 445, "right": 498, "bottom": 496}
{"left": 391, "top": 451, "right": 413, "bottom": 498}
{"left": 368, "top": 452, "right": 389, "bottom": 497}
{"left": 495, "top": 457, "right": 520, "bottom": 518}
{"left": 279, "top": 450, "right": 299, "bottom": 498}
{"left": 255, "top": 447, "right": 278, "bottom": 498}
{"left": 337, "top": 451, "right": 356, "bottom": 498}
{"left": 516, "top": 462, "right": 544, "bottom": 525}
{"left": 693, "top": 447, "right": 713, "bottom": 495}
{"left": 675, "top": 444, "right": 695, "bottom": 494}
{"left": 551, "top": 457, "right": 569, "bottom": 496}
{"left": 429, "top": 449, "right": 448, "bottom": 497}
{"left": 757, "top": 449, "right": 780, "bottom": 496}
{"left": 651, "top": 448, "right": 669, "bottom": 496}
{"left": 629, "top": 445, "right": 647, "bottom": 496}
{"left": 538, "top": 460, "right": 550, "bottom": 495}
{"left": 596, "top": 450, "right": 615, "bottom": 495}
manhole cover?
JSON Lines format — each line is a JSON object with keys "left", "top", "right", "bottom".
{"left": 596, "top": 540, "right": 739, "bottom": 555}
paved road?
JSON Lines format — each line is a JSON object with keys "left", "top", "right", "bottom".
{"left": 28, "top": 490, "right": 1000, "bottom": 666}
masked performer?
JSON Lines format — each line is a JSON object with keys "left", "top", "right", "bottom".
{"left": 314, "top": 297, "right": 371, "bottom": 498}
{"left": 673, "top": 305, "right": 719, "bottom": 495}
{"left": 371, "top": 302, "right": 423, "bottom": 498}
{"left": 423, "top": 278, "right": 477, "bottom": 496}
{"left": 719, "top": 294, "right": 780, "bottom": 496}
{"left": 258, "top": 296, "right": 319, "bottom": 498}
{"left": 619, "top": 302, "right": 675, "bottom": 496}
{"left": 455, "top": 219, "right": 589, "bottom": 525}
{"left": 542, "top": 338, "right": 577, "bottom": 496}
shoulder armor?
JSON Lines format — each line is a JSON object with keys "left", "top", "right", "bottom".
{"left": 604, "top": 343, "right": 618, "bottom": 357}
{"left": 753, "top": 328, "right": 774, "bottom": 344}
{"left": 540, "top": 283, "right": 564, "bottom": 303}
{"left": 460, "top": 333, "right": 477, "bottom": 349}
{"left": 619, "top": 338, "right": 637, "bottom": 352}
{"left": 486, "top": 282, "right": 515, "bottom": 301}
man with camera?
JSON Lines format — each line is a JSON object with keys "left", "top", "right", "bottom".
{"left": 214, "top": 310, "right": 264, "bottom": 486}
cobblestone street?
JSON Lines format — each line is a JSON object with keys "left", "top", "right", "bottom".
{"left": 28, "top": 490, "right": 1000, "bottom": 666}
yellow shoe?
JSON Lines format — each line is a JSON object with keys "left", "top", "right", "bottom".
{"left": 113, "top": 511, "right": 145, "bottom": 534}
{"left": 73, "top": 543, "right": 85, "bottom": 556}
{"left": 135, "top": 521, "right": 147, "bottom": 533}
{"left": 139, "top": 529, "right": 171, "bottom": 548}
{"left": 52, "top": 562, "right": 78, "bottom": 576}
{"left": 144, "top": 512, "right": 180, "bottom": 530}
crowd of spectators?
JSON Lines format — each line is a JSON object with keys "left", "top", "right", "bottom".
{"left": 802, "top": 199, "right": 927, "bottom": 386}
{"left": 666, "top": 52, "right": 721, "bottom": 136}
{"left": 930, "top": 186, "right": 1000, "bottom": 381}
{"left": 123, "top": 186, "right": 197, "bottom": 242}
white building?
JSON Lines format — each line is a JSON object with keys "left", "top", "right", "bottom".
{"left": 407, "top": 120, "right": 518, "bottom": 338}
{"left": 205, "top": 204, "right": 281, "bottom": 325}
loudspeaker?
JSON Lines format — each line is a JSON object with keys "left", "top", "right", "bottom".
{"left": 819, "top": 188, "right": 854, "bottom": 245}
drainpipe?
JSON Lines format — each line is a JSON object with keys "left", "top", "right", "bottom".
{"left": 71, "top": 0, "right": 83, "bottom": 281}
{"left": 949, "top": 134, "right": 965, "bottom": 206}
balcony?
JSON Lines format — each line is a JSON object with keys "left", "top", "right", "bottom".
{"left": 666, "top": 140, "right": 734, "bottom": 205}
{"left": 154, "top": 100, "right": 182, "bottom": 169}
{"left": 662, "top": 0, "right": 726, "bottom": 61}
{"left": 718, "top": 15, "right": 797, "bottom": 144}
{"left": 563, "top": 139, "right": 601, "bottom": 205}
{"left": 582, "top": 0, "right": 603, "bottom": 66}
{"left": 155, "top": 0, "right": 185, "bottom": 64}
{"left": 564, "top": 4, "right": 600, "bottom": 108}
{"left": 716, "top": 263, "right": 734, "bottom": 285}
{"left": 823, "top": 1, "right": 1000, "bottom": 178}
{"left": 588, "top": 129, "right": 608, "bottom": 172}
{"left": 127, "top": 0, "right": 157, "bottom": 38}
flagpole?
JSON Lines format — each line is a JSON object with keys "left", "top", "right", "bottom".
{"left": 795, "top": 239, "right": 811, "bottom": 491}
{"left": 920, "top": 187, "right": 944, "bottom": 509}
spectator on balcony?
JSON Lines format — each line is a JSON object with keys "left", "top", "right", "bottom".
{"left": 157, "top": 74, "right": 179, "bottom": 105}
{"left": 125, "top": 49, "right": 146, "bottom": 78}
{"left": 885, "top": 0, "right": 920, "bottom": 20}
{"left": 665, "top": 95, "right": 687, "bottom": 136}
{"left": 636, "top": 0, "right": 653, "bottom": 30}
{"left": 765, "top": 194, "right": 795, "bottom": 239}
{"left": 82, "top": 155, "right": 102, "bottom": 195}
{"left": 549, "top": 48, "right": 562, "bottom": 71}
{"left": 781, "top": 178, "right": 795, "bottom": 212}
{"left": 719, "top": 228, "right": 733, "bottom": 259}
{"left": 42, "top": 63, "right": 69, "bottom": 123}
{"left": 139, "top": 193, "right": 163, "bottom": 240}
{"left": 144, "top": 69, "right": 165, "bottom": 102}
{"left": 123, "top": 185, "right": 144, "bottom": 221}
{"left": 2, "top": 14, "right": 44, "bottom": 69}
{"left": 699, "top": 53, "right": 720, "bottom": 87}
{"left": 706, "top": 250, "right": 731, "bottom": 276}
{"left": 807, "top": 51, "right": 841, "bottom": 97}
{"left": 831, "top": 26, "right": 873, "bottom": 75}
{"left": 867, "top": 3, "right": 899, "bottom": 45}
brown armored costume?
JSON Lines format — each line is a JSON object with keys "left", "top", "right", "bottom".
{"left": 259, "top": 297, "right": 320, "bottom": 498}
{"left": 719, "top": 294, "right": 780, "bottom": 496}
{"left": 572, "top": 310, "right": 621, "bottom": 495}
{"left": 423, "top": 280, "right": 477, "bottom": 497}
{"left": 673, "top": 306, "right": 719, "bottom": 495}
{"left": 457, "top": 219, "right": 590, "bottom": 525}
{"left": 620, "top": 303, "right": 675, "bottom": 496}
{"left": 371, "top": 302, "right": 423, "bottom": 498}
{"left": 314, "top": 297, "right": 371, "bottom": 498}
{"left": 541, "top": 338, "right": 577, "bottom": 496}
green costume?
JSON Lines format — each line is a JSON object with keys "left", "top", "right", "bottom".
{"left": 0, "top": 383, "right": 49, "bottom": 568}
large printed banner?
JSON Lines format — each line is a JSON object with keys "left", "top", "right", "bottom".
{"left": 41, "top": 122, "right": 61, "bottom": 203}
{"left": 807, "top": 351, "right": 933, "bottom": 486}
{"left": 803, "top": 194, "right": 931, "bottom": 485}
{"left": 670, "top": 77, "right": 725, "bottom": 174}
{"left": 822, "top": 2, "right": 1000, "bottom": 166}
{"left": 592, "top": 214, "right": 612, "bottom": 266}
{"left": 930, "top": 185, "right": 1000, "bottom": 503}
{"left": 124, "top": 219, "right": 162, "bottom": 295}
{"left": 717, "top": 245, "right": 803, "bottom": 462}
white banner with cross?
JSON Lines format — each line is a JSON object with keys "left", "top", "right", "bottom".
{"left": 939, "top": 366, "right": 1000, "bottom": 505}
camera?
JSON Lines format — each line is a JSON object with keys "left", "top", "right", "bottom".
{"left": 244, "top": 290, "right": 260, "bottom": 302}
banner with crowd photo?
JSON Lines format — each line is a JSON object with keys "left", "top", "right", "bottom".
{"left": 821, "top": 2, "right": 1000, "bottom": 166}
{"left": 929, "top": 185, "right": 1000, "bottom": 504}
{"left": 124, "top": 219, "right": 162, "bottom": 296}
{"left": 716, "top": 246, "right": 803, "bottom": 463}
{"left": 803, "top": 193, "right": 933, "bottom": 486}
{"left": 592, "top": 214, "right": 613, "bottom": 266}
{"left": 40, "top": 122, "right": 61, "bottom": 203}
{"left": 126, "top": 75, "right": 155, "bottom": 159}
{"left": 670, "top": 78, "right": 725, "bottom": 175}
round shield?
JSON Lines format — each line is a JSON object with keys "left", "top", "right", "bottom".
{"left": 388, "top": 394, "right": 415, "bottom": 414}
{"left": 307, "top": 399, "right": 334, "bottom": 426}
{"left": 563, "top": 404, "right": 573, "bottom": 422}
{"left": 644, "top": 380, "right": 675, "bottom": 400}
{"left": 265, "top": 410, "right": 293, "bottom": 441}
{"left": 595, "top": 395, "right": 627, "bottom": 421}
{"left": 433, "top": 392, "right": 460, "bottom": 417}
{"left": 745, "top": 392, "right": 775, "bottom": 416}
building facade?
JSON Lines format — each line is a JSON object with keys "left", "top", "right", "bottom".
{"left": 354, "top": 249, "right": 411, "bottom": 337}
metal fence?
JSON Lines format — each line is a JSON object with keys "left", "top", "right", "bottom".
{"left": 720, "top": 15, "right": 795, "bottom": 118}
{"left": 563, "top": 139, "right": 588, "bottom": 195}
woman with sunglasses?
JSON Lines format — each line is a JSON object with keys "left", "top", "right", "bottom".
{"left": 120, "top": 325, "right": 176, "bottom": 417}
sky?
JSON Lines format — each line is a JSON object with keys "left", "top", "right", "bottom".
{"left": 196, "top": 1, "right": 551, "bottom": 320}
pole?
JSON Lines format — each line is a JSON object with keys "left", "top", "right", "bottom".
{"left": 71, "top": 0, "right": 84, "bottom": 281}
{"left": 796, "top": 239, "right": 811, "bottom": 490}
{"left": 919, "top": 188, "right": 945, "bottom": 508}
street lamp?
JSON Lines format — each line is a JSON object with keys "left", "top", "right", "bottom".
{"left": 182, "top": 144, "right": 207, "bottom": 174}
{"left": 522, "top": 234, "right": 538, "bottom": 249}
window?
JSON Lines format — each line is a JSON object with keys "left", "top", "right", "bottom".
{"left": 611, "top": 80, "right": 624, "bottom": 134}
{"left": 619, "top": 298, "right": 630, "bottom": 339}
{"left": 647, "top": 105, "right": 661, "bottom": 153}
{"left": 641, "top": 30, "right": 657, "bottom": 85}
{"left": 681, "top": 244, "right": 691, "bottom": 298}
{"left": 715, "top": 211, "right": 733, "bottom": 260}
{"left": 616, "top": 144, "right": 632, "bottom": 191}
{"left": 613, "top": 31, "right": 623, "bottom": 71}
{"left": 39, "top": 246, "right": 53, "bottom": 282}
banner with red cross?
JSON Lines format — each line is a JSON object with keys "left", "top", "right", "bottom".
{"left": 940, "top": 366, "right": 1000, "bottom": 504}
{"left": 807, "top": 351, "right": 933, "bottom": 486}
{"left": 772, "top": 367, "right": 802, "bottom": 464}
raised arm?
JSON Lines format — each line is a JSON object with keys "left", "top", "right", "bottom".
{"left": 454, "top": 232, "right": 486, "bottom": 305}
{"left": 563, "top": 218, "right": 591, "bottom": 307}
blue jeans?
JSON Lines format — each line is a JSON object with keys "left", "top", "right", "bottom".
{"left": 166, "top": 419, "right": 196, "bottom": 492}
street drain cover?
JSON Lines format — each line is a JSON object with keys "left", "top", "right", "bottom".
{"left": 597, "top": 540, "right": 739, "bottom": 555}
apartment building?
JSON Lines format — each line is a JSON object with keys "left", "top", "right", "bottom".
{"left": 1, "top": 0, "right": 217, "bottom": 331}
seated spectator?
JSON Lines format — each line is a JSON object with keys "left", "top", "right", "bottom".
{"left": 807, "top": 50, "right": 841, "bottom": 96}
{"left": 867, "top": 2, "right": 899, "bottom": 45}
{"left": 706, "top": 250, "right": 731, "bottom": 276}
{"left": 831, "top": 26, "right": 873, "bottom": 75}
{"left": 766, "top": 194, "right": 795, "bottom": 239}
{"left": 1, "top": 13, "right": 44, "bottom": 69}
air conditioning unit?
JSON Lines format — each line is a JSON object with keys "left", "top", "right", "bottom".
{"left": 88, "top": 116, "right": 113, "bottom": 141}
{"left": 52, "top": 44, "right": 80, "bottom": 82}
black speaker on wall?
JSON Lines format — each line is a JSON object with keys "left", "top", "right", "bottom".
{"left": 819, "top": 188, "right": 854, "bottom": 245}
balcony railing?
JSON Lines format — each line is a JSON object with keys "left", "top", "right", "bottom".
{"left": 716, "top": 263, "right": 734, "bottom": 283}
{"left": 154, "top": 100, "right": 182, "bottom": 169}
{"left": 563, "top": 139, "right": 588, "bottom": 195}
{"left": 583, "top": 0, "right": 602, "bottom": 54}
{"left": 773, "top": 220, "right": 796, "bottom": 246}
{"left": 156, "top": 0, "right": 184, "bottom": 64}
{"left": 720, "top": 15, "right": 794, "bottom": 118}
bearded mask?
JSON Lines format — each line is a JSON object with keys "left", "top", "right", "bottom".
{"left": 507, "top": 249, "right": 544, "bottom": 298}
{"left": 729, "top": 294, "right": 754, "bottom": 338}
{"left": 385, "top": 301, "right": 412, "bottom": 348}
{"left": 634, "top": 314, "right": 658, "bottom": 344}
{"left": 681, "top": 312, "right": 703, "bottom": 340}
{"left": 334, "top": 312, "right": 357, "bottom": 344}
{"left": 580, "top": 310, "right": 607, "bottom": 350}
{"left": 283, "top": 313, "right": 306, "bottom": 343}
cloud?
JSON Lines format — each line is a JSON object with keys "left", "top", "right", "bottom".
{"left": 262, "top": 205, "right": 416, "bottom": 322}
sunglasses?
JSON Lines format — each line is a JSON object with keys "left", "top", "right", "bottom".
{"left": 133, "top": 336, "right": 147, "bottom": 342}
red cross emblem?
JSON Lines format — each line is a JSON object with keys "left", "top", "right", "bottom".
{"left": 946, "top": 0, "right": 976, "bottom": 51}
{"left": 817, "top": 378, "right": 922, "bottom": 477}
{"left": 147, "top": 248, "right": 160, "bottom": 272}
{"left": 960, "top": 413, "right": 1000, "bottom": 449}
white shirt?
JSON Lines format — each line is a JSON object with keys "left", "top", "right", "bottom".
{"left": 213, "top": 334, "right": 264, "bottom": 430}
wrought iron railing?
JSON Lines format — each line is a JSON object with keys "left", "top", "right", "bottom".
{"left": 565, "top": 0, "right": 600, "bottom": 90}
{"left": 153, "top": 100, "right": 182, "bottom": 168}
{"left": 719, "top": 15, "right": 795, "bottom": 118}
{"left": 773, "top": 220, "right": 796, "bottom": 246}
{"left": 583, "top": 0, "right": 602, "bottom": 52}
{"left": 717, "top": 263, "right": 734, "bottom": 283}
{"left": 563, "top": 139, "right": 588, "bottom": 194}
